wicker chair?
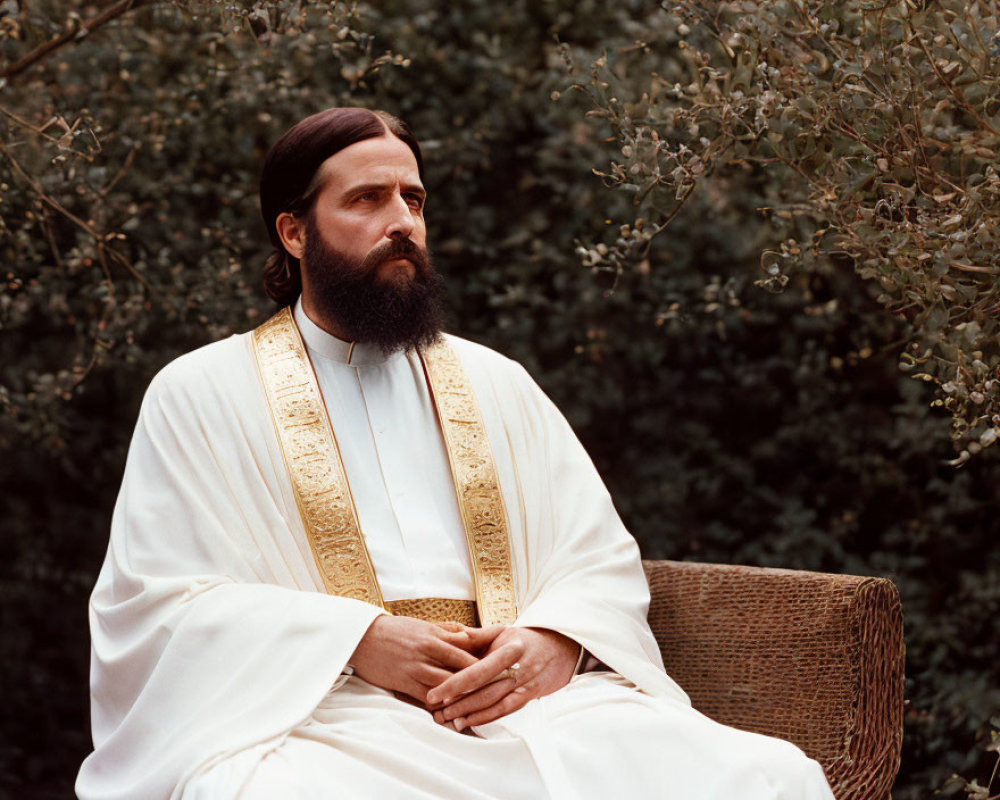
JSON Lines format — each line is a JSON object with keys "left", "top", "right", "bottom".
{"left": 643, "top": 560, "right": 904, "bottom": 800}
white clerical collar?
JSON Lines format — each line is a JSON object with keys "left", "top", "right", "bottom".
{"left": 293, "top": 297, "right": 397, "bottom": 366}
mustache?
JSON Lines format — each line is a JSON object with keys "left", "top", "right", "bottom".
{"left": 360, "top": 238, "right": 426, "bottom": 272}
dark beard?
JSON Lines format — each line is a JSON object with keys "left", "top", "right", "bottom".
{"left": 301, "top": 215, "right": 447, "bottom": 354}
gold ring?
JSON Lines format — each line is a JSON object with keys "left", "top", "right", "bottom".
{"left": 498, "top": 662, "right": 521, "bottom": 682}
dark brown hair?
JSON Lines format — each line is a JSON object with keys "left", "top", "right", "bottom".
{"left": 259, "top": 108, "right": 424, "bottom": 305}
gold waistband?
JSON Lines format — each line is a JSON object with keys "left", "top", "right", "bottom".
{"left": 385, "top": 598, "right": 478, "bottom": 627}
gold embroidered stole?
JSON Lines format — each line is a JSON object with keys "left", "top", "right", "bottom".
{"left": 419, "top": 341, "right": 518, "bottom": 627}
{"left": 251, "top": 307, "right": 517, "bottom": 625}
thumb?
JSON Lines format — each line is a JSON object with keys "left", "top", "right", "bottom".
{"left": 462, "top": 624, "right": 507, "bottom": 650}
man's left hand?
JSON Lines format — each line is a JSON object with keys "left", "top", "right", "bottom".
{"left": 425, "top": 627, "right": 579, "bottom": 732}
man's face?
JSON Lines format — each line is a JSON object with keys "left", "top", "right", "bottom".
{"left": 293, "top": 133, "right": 446, "bottom": 352}
{"left": 304, "top": 133, "right": 427, "bottom": 286}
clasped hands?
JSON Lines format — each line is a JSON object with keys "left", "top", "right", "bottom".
{"left": 349, "top": 615, "right": 580, "bottom": 732}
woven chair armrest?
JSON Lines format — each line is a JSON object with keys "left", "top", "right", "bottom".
{"left": 642, "top": 559, "right": 903, "bottom": 800}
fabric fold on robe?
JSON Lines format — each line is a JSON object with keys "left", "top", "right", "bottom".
{"left": 78, "top": 330, "right": 689, "bottom": 800}
{"left": 78, "top": 338, "right": 385, "bottom": 800}
{"left": 453, "top": 344, "right": 687, "bottom": 700}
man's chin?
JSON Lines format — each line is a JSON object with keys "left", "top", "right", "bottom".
{"left": 376, "top": 258, "right": 417, "bottom": 283}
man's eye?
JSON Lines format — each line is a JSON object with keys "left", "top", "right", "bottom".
{"left": 405, "top": 194, "right": 424, "bottom": 209}
{"left": 358, "top": 192, "right": 378, "bottom": 202}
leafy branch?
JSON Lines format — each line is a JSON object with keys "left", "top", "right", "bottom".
{"left": 576, "top": 0, "right": 1000, "bottom": 459}
{"left": 1, "top": 0, "right": 146, "bottom": 82}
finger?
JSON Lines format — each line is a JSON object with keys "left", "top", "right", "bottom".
{"left": 427, "top": 646, "right": 514, "bottom": 707}
{"left": 437, "top": 627, "right": 476, "bottom": 645}
{"left": 431, "top": 708, "right": 464, "bottom": 731}
{"left": 439, "top": 679, "right": 513, "bottom": 722}
{"left": 414, "top": 663, "right": 455, "bottom": 688}
{"left": 436, "top": 628, "right": 491, "bottom": 657}
{"left": 435, "top": 627, "right": 491, "bottom": 656}
{"left": 425, "top": 638, "right": 479, "bottom": 671}
{"left": 397, "top": 683, "right": 430, "bottom": 705}
{"left": 461, "top": 624, "right": 506, "bottom": 650}
{"left": 458, "top": 686, "right": 531, "bottom": 730}
{"left": 426, "top": 640, "right": 525, "bottom": 706}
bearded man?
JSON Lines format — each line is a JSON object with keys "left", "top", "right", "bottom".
{"left": 77, "top": 108, "right": 836, "bottom": 800}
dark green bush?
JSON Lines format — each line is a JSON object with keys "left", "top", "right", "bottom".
{"left": 1, "top": 2, "right": 996, "bottom": 797}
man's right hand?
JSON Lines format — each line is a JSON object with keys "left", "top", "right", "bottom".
{"left": 348, "top": 616, "right": 504, "bottom": 704}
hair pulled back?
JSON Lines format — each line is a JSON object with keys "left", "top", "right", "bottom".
{"left": 259, "top": 108, "right": 423, "bottom": 305}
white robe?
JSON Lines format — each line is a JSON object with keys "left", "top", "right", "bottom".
{"left": 77, "top": 305, "right": 835, "bottom": 800}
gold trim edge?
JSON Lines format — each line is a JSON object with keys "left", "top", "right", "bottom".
{"left": 420, "top": 340, "right": 518, "bottom": 626}
{"left": 251, "top": 307, "right": 384, "bottom": 607}
{"left": 251, "top": 308, "right": 517, "bottom": 626}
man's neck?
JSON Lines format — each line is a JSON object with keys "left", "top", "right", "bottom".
{"left": 300, "top": 295, "right": 351, "bottom": 343}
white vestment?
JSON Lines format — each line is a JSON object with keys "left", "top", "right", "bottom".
{"left": 77, "top": 300, "right": 835, "bottom": 800}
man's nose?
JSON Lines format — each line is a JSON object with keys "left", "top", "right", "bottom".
{"left": 384, "top": 192, "right": 416, "bottom": 240}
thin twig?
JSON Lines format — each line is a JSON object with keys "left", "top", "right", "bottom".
{"left": 41, "top": 207, "right": 64, "bottom": 272}
{"left": 69, "top": 351, "right": 101, "bottom": 390}
{"left": 100, "top": 148, "right": 136, "bottom": 197}
{"left": 2, "top": 0, "right": 145, "bottom": 81}
{"left": 987, "top": 749, "right": 999, "bottom": 800}
{"left": 0, "top": 105, "right": 64, "bottom": 145}
{"left": 910, "top": 28, "right": 1000, "bottom": 137}
{"left": 0, "top": 140, "right": 151, "bottom": 293}
{"left": 638, "top": 181, "right": 698, "bottom": 261}
{"left": 950, "top": 262, "right": 997, "bottom": 275}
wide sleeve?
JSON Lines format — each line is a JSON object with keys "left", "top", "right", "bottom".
{"left": 497, "top": 363, "right": 690, "bottom": 703}
{"left": 76, "top": 358, "right": 384, "bottom": 800}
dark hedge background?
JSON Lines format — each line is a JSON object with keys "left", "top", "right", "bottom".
{"left": 1, "top": 2, "right": 998, "bottom": 798}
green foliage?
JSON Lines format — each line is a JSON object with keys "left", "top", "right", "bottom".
{"left": 1, "top": 1, "right": 997, "bottom": 797}
{"left": 576, "top": 0, "right": 1000, "bottom": 461}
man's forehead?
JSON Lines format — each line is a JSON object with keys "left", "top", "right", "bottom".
{"left": 308, "top": 134, "right": 422, "bottom": 196}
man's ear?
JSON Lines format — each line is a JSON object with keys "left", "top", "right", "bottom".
{"left": 275, "top": 212, "right": 306, "bottom": 260}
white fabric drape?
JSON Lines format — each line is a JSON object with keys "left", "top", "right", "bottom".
{"left": 292, "top": 299, "right": 476, "bottom": 602}
{"left": 77, "top": 323, "right": 833, "bottom": 800}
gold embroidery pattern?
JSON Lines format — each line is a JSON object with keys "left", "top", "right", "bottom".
{"left": 251, "top": 307, "right": 383, "bottom": 607}
{"left": 252, "top": 308, "right": 517, "bottom": 625}
{"left": 386, "top": 598, "right": 478, "bottom": 627}
{"left": 421, "top": 342, "right": 518, "bottom": 626}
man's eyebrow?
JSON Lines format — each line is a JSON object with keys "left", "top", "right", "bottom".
{"left": 341, "top": 181, "right": 426, "bottom": 198}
